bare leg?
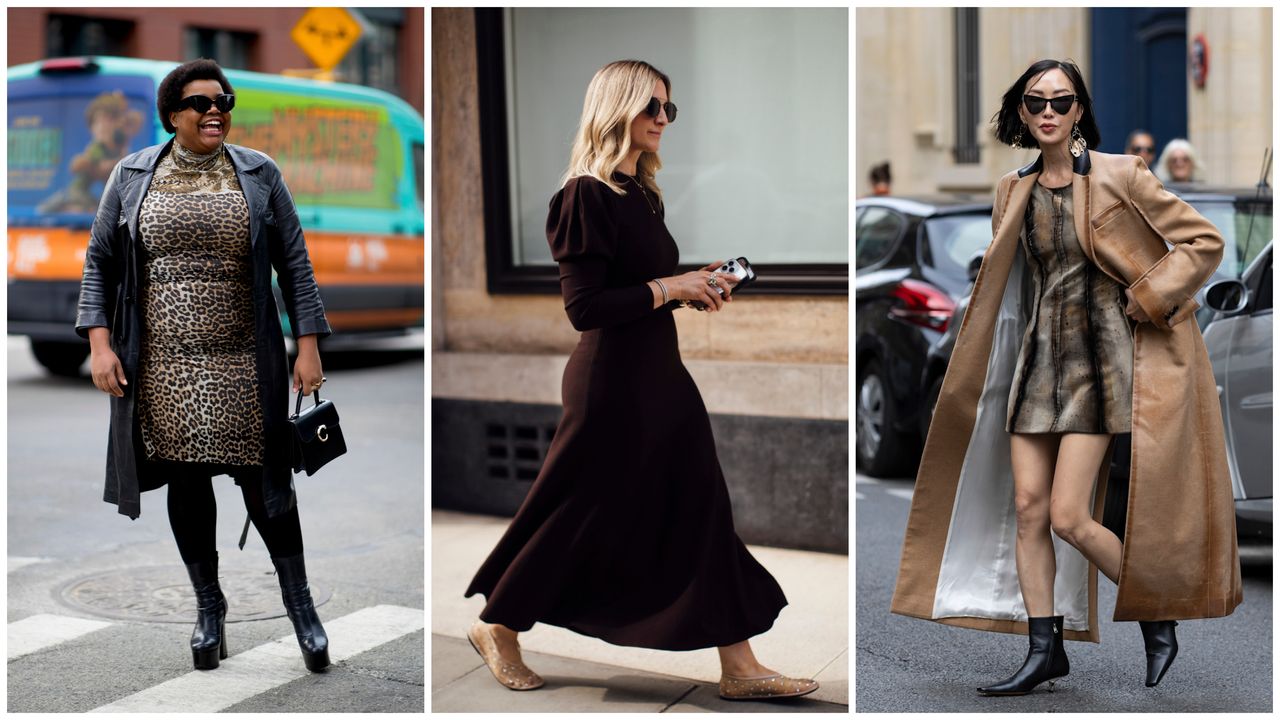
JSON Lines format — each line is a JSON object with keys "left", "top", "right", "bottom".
{"left": 718, "top": 639, "right": 774, "bottom": 677}
{"left": 1048, "top": 433, "right": 1123, "bottom": 583}
{"left": 1010, "top": 433, "right": 1060, "bottom": 617}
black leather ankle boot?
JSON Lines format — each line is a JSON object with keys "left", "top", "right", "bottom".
{"left": 272, "top": 553, "right": 330, "bottom": 672}
{"left": 1138, "top": 620, "right": 1178, "bottom": 687}
{"left": 977, "top": 615, "right": 1070, "bottom": 695}
{"left": 185, "top": 555, "right": 228, "bottom": 670}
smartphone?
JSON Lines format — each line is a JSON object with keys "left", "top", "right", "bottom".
{"left": 687, "top": 256, "right": 757, "bottom": 310}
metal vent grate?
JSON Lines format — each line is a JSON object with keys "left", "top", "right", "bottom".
{"left": 485, "top": 422, "right": 556, "bottom": 482}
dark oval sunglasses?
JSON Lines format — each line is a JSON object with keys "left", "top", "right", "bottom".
{"left": 645, "top": 97, "right": 677, "bottom": 123}
{"left": 1022, "top": 94, "right": 1076, "bottom": 115}
{"left": 177, "top": 93, "right": 236, "bottom": 114}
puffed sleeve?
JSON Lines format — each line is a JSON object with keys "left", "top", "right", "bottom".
{"left": 1124, "top": 155, "right": 1224, "bottom": 329}
{"left": 546, "top": 177, "right": 655, "bottom": 331}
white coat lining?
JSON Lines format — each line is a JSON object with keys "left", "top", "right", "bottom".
{"left": 931, "top": 245, "right": 1095, "bottom": 631}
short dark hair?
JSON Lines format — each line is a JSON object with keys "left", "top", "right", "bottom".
{"left": 991, "top": 59, "right": 1100, "bottom": 151}
{"left": 869, "top": 162, "right": 891, "bottom": 184}
{"left": 1126, "top": 129, "right": 1153, "bottom": 148}
{"left": 156, "top": 58, "right": 234, "bottom": 134}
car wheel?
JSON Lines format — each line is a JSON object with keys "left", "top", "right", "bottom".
{"left": 856, "top": 358, "right": 909, "bottom": 477}
{"left": 30, "top": 341, "right": 90, "bottom": 377}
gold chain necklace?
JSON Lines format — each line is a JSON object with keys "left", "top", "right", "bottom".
{"left": 626, "top": 176, "right": 656, "bottom": 215}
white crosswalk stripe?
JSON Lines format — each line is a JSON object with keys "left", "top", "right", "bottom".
{"left": 886, "top": 488, "right": 915, "bottom": 502}
{"left": 89, "top": 604, "right": 424, "bottom": 713}
{"left": 8, "top": 614, "right": 113, "bottom": 661}
{"left": 8, "top": 556, "right": 51, "bottom": 573}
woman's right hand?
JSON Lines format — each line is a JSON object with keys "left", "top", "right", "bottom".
{"left": 661, "top": 268, "right": 736, "bottom": 311}
{"left": 90, "top": 346, "right": 128, "bottom": 397}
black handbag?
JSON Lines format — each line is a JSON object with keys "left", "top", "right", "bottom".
{"left": 239, "top": 387, "right": 348, "bottom": 550}
{"left": 290, "top": 387, "right": 347, "bottom": 476}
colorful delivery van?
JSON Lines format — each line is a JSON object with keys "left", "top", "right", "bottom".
{"left": 8, "top": 56, "right": 424, "bottom": 375}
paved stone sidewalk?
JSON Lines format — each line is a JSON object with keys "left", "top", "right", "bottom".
{"left": 431, "top": 510, "right": 849, "bottom": 713}
{"left": 432, "top": 635, "right": 845, "bottom": 713}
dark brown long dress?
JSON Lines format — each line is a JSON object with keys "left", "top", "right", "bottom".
{"left": 464, "top": 172, "right": 787, "bottom": 651}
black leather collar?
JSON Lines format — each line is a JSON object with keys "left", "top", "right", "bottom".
{"left": 1017, "top": 150, "right": 1091, "bottom": 178}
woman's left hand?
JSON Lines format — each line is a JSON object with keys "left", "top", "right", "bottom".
{"left": 293, "top": 335, "right": 325, "bottom": 396}
{"left": 1124, "top": 288, "right": 1152, "bottom": 324}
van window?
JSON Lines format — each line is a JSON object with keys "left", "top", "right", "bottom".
{"left": 232, "top": 88, "right": 403, "bottom": 211}
{"left": 8, "top": 75, "right": 154, "bottom": 225}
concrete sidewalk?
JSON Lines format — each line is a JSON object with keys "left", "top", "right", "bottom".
{"left": 431, "top": 510, "right": 848, "bottom": 713}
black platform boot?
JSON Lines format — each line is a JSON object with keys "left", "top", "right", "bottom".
{"left": 977, "top": 615, "right": 1069, "bottom": 696}
{"left": 185, "top": 555, "right": 228, "bottom": 670}
{"left": 1138, "top": 620, "right": 1178, "bottom": 687}
{"left": 272, "top": 553, "right": 330, "bottom": 672}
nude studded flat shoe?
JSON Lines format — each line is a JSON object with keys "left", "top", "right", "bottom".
{"left": 718, "top": 672, "right": 819, "bottom": 700}
{"left": 467, "top": 621, "right": 544, "bottom": 691}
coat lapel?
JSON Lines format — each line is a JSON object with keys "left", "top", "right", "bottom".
{"left": 225, "top": 144, "right": 269, "bottom": 250}
{"left": 1072, "top": 151, "right": 1095, "bottom": 267}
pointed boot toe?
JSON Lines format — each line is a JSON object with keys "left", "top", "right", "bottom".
{"left": 1139, "top": 620, "right": 1178, "bottom": 687}
{"left": 977, "top": 615, "right": 1069, "bottom": 696}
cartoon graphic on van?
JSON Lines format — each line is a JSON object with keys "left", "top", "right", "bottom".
{"left": 37, "top": 90, "right": 144, "bottom": 214}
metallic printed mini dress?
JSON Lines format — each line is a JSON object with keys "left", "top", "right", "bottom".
{"left": 1006, "top": 182, "right": 1134, "bottom": 434}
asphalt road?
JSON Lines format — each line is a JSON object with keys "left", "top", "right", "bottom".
{"left": 855, "top": 470, "right": 1272, "bottom": 712}
{"left": 7, "top": 335, "right": 425, "bottom": 712}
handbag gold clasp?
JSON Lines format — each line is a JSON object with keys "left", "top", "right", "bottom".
{"left": 316, "top": 424, "right": 328, "bottom": 442}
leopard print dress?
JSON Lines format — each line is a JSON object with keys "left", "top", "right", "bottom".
{"left": 136, "top": 142, "right": 265, "bottom": 465}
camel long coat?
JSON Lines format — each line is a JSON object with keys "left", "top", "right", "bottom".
{"left": 890, "top": 149, "right": 1242, "bottom": 642}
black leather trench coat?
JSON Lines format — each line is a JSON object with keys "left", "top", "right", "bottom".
{"left": 75, "top": 138, "right": 332, "bottom": 520}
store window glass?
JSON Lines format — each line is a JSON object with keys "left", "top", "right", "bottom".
{"left": 484, "top": 7, "right": 848, "bottom": 293}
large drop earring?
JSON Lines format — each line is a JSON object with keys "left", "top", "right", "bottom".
{"left": 1012, "top": 124, "right": 1025, "bottom": 151}
{"left": 1069, "top": 122, "right": 1087, "bottom": 157}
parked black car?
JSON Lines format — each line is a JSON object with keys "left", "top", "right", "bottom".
{"left": 855, "top": 195, "right": 992, "bottom": 476}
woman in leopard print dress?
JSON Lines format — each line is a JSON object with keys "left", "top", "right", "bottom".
{"left": 77, "top": 59, "right": 331, "bottom": 673}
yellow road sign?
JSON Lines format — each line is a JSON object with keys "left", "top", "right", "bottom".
{"left": 291, "top": 7, "right": 362, "bottom": 71}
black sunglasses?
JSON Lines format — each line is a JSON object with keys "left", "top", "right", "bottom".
{"left": 1022, "top": 94, "right": 1076, "bottom": 115}
{"left": 176, "top": 93, "right": 236, "bottom": 114}
{"left": 1129, "top": 145, "right": 1155, "bottom": 153}
{"left": 644, "top": 97, "right": 677, "bottom": 123}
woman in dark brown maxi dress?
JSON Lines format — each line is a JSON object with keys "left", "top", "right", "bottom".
{"left": 463, "top": 60, "right": 818, "bottom": 702}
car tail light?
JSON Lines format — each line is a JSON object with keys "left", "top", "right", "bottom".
{"left": 889, "top": 279, "right": 956, "bottom": 331}
{"left": 39, "top": 57, "right": 99, "bottom": 74}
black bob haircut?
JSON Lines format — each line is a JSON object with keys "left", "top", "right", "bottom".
{"left": 156, "top": 58, "right": 234, "bottom": 134}
{"left": 991, "top": 59, "right": 1101, "bottom": 151}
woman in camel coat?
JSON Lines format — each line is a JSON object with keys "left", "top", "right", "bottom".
{"left": 891, "top": 58, "right": 1241, "bottom": 697}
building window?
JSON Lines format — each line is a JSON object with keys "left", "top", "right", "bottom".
{"left": 184, "top": 28, "right": 256, "bottom": 70}
{"left": 478, "top": 8, "right": 848, "bottom": 294}
{"left": 335, "top": 8, "right": 400, "bottom": 97}
{"left": 47, "top": 14, "right": 133, "bottom": 58}
{"left": 953, "top": 8, "right": 980, "bottom": 164}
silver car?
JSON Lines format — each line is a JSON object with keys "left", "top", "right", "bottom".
{"left": 1202, "top": 241, "right": 1273, "bottom": 543}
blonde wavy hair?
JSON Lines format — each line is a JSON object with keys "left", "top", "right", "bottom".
{"left": 561, "top": 60, "right": 671, "bottom": 198}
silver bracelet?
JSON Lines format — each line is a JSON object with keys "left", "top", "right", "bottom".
{"left": 654, "top": 278, "right": 669, "bottom": 304}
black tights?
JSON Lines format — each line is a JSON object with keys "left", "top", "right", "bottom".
{"left": 167, "top": 473, "right": 304, "bottom": 564}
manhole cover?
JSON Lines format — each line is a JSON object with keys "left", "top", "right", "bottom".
{"left": 58, "top": 566, "right": 331, "bottom": 623}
